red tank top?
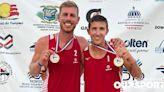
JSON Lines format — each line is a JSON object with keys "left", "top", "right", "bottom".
{"left": 48, "top": 35, "right": 81, "bottom": 92}
{"left": 84, "top": 46, "right": 121, "bottom": 92}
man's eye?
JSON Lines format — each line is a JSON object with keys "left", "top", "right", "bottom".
{"left": 63, "top": 13, "right": 68, "bottom": 16}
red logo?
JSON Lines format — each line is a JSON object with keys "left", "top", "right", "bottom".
{"left": 0, "top": 3, "right": 19, "bottom": 18}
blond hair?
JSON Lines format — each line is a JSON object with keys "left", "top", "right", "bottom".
{"left": 59, "top": 1, "right": 79, "bottom": 15}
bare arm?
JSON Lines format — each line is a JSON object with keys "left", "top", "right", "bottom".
{"left": 76, "top": 36, "right": 88, "bottom": 75}
{"left": 111, "top": 38, "right": 143, "bottom": 80}
{"left": 29, "top": 36, "right": 53, "bottom": 77}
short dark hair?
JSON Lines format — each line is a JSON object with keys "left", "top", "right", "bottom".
{"left": 59, "top": 1, "right": 79, "bottom": 15}
{"left": 88, "top": 15, "right": 108, "bottom": 29}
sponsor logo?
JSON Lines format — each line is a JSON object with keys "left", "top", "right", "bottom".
{"left": 81, "top": 8, "right": 101, "bottom": 30}
{"left": 33, "top": 5, "right": 60, "bottom": 31}
{"left": 0, "top": 34, "right": 13, "bottom": 49}
{"left": 156, "top": 66, "right": 164, "bottom": 74}
{"left": 124, "top": 39, "right": 149, "bottom": 53}
{"left": 0, "top": 60, "right": 12, "bottom": 85}
{"left": 0, "top": 3, "right": 23, "bottom": 30}
{"left": 155, "top": 25, "right": 164, "bottom": 29}
{"left": 27, "top": 72, "right": 42, "bottom": 80}
{"left": 0, "top": 34, "right": 21, "bottom": 55}
{"left": 37, "top": 5, "right": 59, "bottom": 23}
{"left": 19, "top": 72, "right": 43, "bottom": 88}
{"left": 125, "top": 39, "right": 148, "bottom": 48}
{"left": 0, "top": 3, "right": 19, "bottom": 19}
{"left": 155, "top": 40, "right": 164, "bottom": 53}
{"left": 118, "top": 7, "right": 149, "bottom": 30}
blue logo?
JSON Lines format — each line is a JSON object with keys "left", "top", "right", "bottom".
{"left": 37, "top": 5, "right": 59, "bottom": 23}
{"left": 27, "top": 72, "right": 42, "bottom": 80}
{"left": 155, "top": 40, "right": 164, "bottom": 53}
{"left": 118, "top": 6, "right": 149, "bottom": 30}
{"left": 128, "top": 7, "right": 141, "bottom": 18}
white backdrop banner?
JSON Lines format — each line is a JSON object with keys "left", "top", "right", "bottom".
{"left": 0, "top": 0, "right": 164, "bottom": 92}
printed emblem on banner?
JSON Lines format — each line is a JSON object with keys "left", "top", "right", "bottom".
{"left": 155, "top": 40, "right": 164, "bottom": 54}
{"left": 19, "top": 72, "right": 43, "bottom": 88}
{"left": 117, "top": 6, "right": 149, "bottom": 30}
{"left": 0, "top": 3, "right": 23, "bottom": 29}
{"left": 0, "top": 34, "right": 13, "bottom": 49}
{"left": 37, "top": 5, "right": 59, "bottom": 23}
{"left": 0, "top": 3, "right": 19, "bottom": 19}
{"left": 34, "top": 5, "right": 60, "bottom": 31}
{"left": 0, "top": 60, "right": 12, "bottom": 85}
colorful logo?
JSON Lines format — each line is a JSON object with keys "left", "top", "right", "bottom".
{"left": 0, "top": 34, "right": 13, "bottom": 49}
{"left": 0, "top": 3, "right": 19, "bottom": 19}
{"left": 37, "top": 5, "right": 59, "bottom": 23}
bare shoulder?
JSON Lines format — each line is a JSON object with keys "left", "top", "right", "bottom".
{"left": 35, "top": 35, "right": 49, "bottom": 52}
{"left": 31, "top": 35, "right": 50, "bottom": 63}
{"left": 76, "top": 36, "right": 88, "bottom": 51}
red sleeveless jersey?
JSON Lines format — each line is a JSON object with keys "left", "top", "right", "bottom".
{"left": 47, "top": 35, "right": 81, "bottom": 92}
{"left": 84, "top": 46, "right": 121, "bottom": 92}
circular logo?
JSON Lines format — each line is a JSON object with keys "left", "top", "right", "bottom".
{"left": 0, "top": 61, "right": 12, "bottom": 84}
{"left": 0, "top": 3, "right": 10, "bottom": 17}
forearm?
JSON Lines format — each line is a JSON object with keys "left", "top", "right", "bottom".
{"left": 130, "top": 62, "right": 142, "bottom": 79}
{"left": 111, "top": 38, "right": 143, "bottom": 80}
{"left": 29, "top": 61, "right": 42, "bottom": 76}
{"left": 123, "top": 55, "right": 142, "bottom": 80}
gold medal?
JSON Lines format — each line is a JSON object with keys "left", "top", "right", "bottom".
{"left": 114, "top": 57, "right": 124, "bottom": 67}
{"left": 50, "top": 53, "right": 60, "bottom": 63}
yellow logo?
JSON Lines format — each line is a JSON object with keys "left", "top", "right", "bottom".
{"left": 0, "top": 3, "right": 10, "bottom": 17}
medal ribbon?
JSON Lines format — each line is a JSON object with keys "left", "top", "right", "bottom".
{"left": 91, "top": 41, "right": 117, "bottom": 55}
{"left": 56, "top": 34, "right": 75, "bottom": 53}
{"left": 91, "top": 41, "right": 124, "bottom": 67}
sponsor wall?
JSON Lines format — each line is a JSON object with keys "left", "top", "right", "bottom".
{"left": 0, "top": 0, "right": 164, "bottom": 92}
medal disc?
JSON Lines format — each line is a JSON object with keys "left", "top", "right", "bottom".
{"left": 114, "top": 57, "right": 124, "bottom": 67}
{"left": 50, "top": 53, "right": 60, "bottom": 63}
